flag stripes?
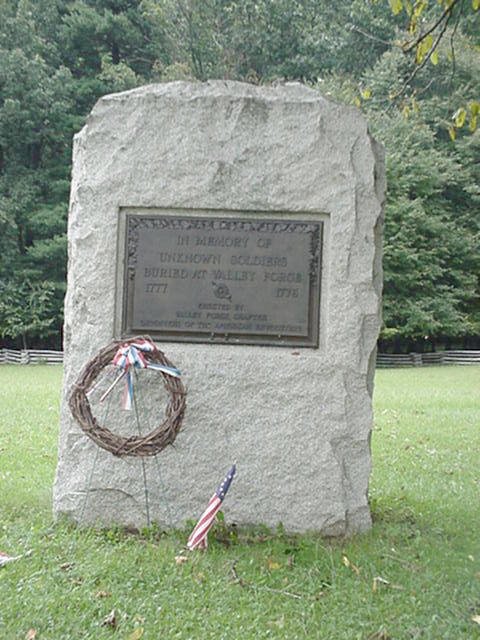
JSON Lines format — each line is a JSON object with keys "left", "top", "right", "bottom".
{"left": 187, "top": 495, "right": 222, "bottom": 550}
{"left": 186, "top": 465, "right": 236, "bottom": 551}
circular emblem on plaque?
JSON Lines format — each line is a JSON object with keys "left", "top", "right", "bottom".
{"left": 212, "top": 281, "right": 232, "bottom": 302}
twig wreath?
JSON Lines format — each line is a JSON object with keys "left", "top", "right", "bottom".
{"left": 69, "top": 336, "right": 186, "bottom": 457}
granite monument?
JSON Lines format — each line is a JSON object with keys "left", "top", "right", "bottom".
{"left": 54, "top": 81, "right": 385, "bottom": 535}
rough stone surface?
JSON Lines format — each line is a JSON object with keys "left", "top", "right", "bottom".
{"left": 53, "top": 81, "right": 385, "bottom": 535}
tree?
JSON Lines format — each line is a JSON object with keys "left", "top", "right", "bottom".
{"left": 0, "top": 0, "right": 155, "bottom": 347}
{"left": 383, "top": 0, "right": 480, "bottom": 134}
{"left": 321, "top": 29, "right": 479, "bottom": 349}
{"left": 0, "top": 0, "right": 478, "bottom": 349}
{"left": 0, "top": 279, "right": 55, "bottom": 349}
{"left": 0, "top": 1, "right": 76, "bottom": 346}
{"left": 140, "top": 0, "right": 402, "bottom": 82}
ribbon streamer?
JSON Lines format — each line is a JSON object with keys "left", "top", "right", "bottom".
{"left": 102, "top": 339, "right": 181, "bottom": 410}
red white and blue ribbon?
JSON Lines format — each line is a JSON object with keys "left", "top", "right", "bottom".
{"left": 187, "top": 464, "right": 236, "bottom": 550}
{"left": 101, "top": 339, "right": 181, "bottom": 410}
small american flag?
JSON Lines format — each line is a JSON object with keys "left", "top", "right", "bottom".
{"left": 187, "top": 464, "right": 236, "bottom": 551}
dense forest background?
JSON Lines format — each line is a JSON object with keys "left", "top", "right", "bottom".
{"left": 0, "top": 0, "right": 478, "bottom": 351}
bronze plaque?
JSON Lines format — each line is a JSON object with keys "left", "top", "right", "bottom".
{"left": 120, "top": 214, "right": 323, "bottom": 347}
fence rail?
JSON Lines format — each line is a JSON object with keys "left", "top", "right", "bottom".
{"left": 376, "top": 350, "right": 480, "bottom": 367}
{"left": 1, "top": 348, "right": 479, "bottom": 367}
{"left": 0, "top": 348, "right": 64, "bottom": 365}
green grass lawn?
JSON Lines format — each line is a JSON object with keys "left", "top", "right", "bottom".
{"left": 0, "top": 365, "right": 479, "bottom": 640}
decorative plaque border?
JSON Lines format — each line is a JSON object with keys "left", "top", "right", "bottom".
{"left": 118, "top": 213, "right": 323, "bottom": 348}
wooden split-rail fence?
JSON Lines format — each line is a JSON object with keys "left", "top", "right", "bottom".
{"left": 376, "top": 350, "right": 480, "bottom": 367}
{"left": 1, "top": 348, "right": 479, "bottom": 367}
{"left": 0, "top": 348, "right": 64, "bottom": 365}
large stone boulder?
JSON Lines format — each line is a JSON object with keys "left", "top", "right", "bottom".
{"left": 54, "top": 81, "right": 385, "bottom": 535}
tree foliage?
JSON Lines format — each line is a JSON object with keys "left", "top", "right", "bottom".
{"left": 0, "top": 279, "right": 55, "bottom": 349}
{"left": 0, "top": 0, "right": 478, "bottom": 349}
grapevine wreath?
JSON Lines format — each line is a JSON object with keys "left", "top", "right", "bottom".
{"left": 69, "top": 336, "right": 186, "bottom": 457}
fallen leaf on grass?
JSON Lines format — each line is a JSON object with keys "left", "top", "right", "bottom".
{"left": 472, "top": 614, "right": 480, "bottom": 625}
{"left": 267, "top": 559, "right": 281, "bottom": 571}
{"left": 69, "top": 577, "right": 84, "bottom": 585}
{"left": 372, "top": 576, "right": 404, "bottom": 592}
{"left": 342, "top": 555, "right": 360, "bottom": 575}
{"left": 372, "top": 576, "right": 390, "bottom": 592}
{"left": 267, "top": 616, "right": 285, "bottom": 629}
{"left": 95, "top": 590, "right": 111, "bottom": 598}
{"left": 25, "top": 630, "right": 37, "bottom": 640}
{"left": 0, "top": 551, "right": 23, "bottom": 567}
{"left": 101, "top": 609, "right": 117, "bottom": 629}
{"left": 175, "top": 555, "right": 188, "bottom": 565}
{"left": 128, "top": 628, "right": 144, "bottom": 640}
